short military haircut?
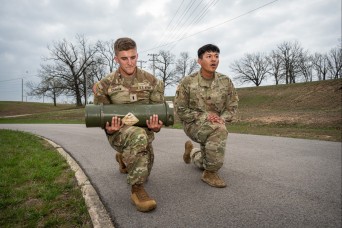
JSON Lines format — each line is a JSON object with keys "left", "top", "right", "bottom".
{"left": 114, "top": 37, "right": 137, "bottom": 55}
{"left": 197, "top": 44, "right": 220, "bottom": 58}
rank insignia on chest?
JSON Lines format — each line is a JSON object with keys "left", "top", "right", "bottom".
{"left": 130, "top": 94, "right": 137, "bottom": 102}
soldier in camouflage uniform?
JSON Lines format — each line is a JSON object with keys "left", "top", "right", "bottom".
{"left": 93, "top": 37, "right": 164, "bottom": 212}
{"left": 174, "top": 44, "right": 238, "bottom": 188}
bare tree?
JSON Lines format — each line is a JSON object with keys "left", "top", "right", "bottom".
{"left": 174, "top": 52, "right": 199, "bottom": 82}
{"left": 267, "top": 50, "right": 283, "bottom": 85}
{"left": 312, "top": 53, "right": 329, "bottom": 81}
{"left": 298, "top": 51, "right": 314, "bottom": 82}
{"left": 87, "top": 57, "right": 107, "bottom": 84}
{"left": 230, "top": 52, "right": 269, "bottom": 86}
{"left": 41, "top": 34, "right": 98, "bottom": 106}
{"left": 276, "top": 40, "right": 305, "bottom": 84}
{"left": 153, "top": 50, "right": 177, "bottom": 88}
{"left": 26, "top": 70, "right": 64, "bottom": 106}
{"left": 96, "top": 40, "right": 118, "bottom": 73}
{"left": 326, "top": 47, "right": 342, "bottom": 79}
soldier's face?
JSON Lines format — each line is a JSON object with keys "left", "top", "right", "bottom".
{"left": 198, "top": 51, "right": 219, "bottom": 76}
{"left": 114, "top": 49, "right": 138, "bottom": 76}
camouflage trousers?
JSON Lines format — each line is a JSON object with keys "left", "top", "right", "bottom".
{"left": 107, "top": 125, "right": 155, "bottom": 185}
{"left": 184, "top": 120, "right": 228, "bottom": 171}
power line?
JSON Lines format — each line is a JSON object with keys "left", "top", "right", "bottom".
{"left": 0, "top": 73, "right": 38, "bottom": 83}
{"left": 166, "top": 0, "right": 220, "bottom": 51}
{"left": 141, "top": 0, "right": 279, "bottom": 53}
{"left": 156, "top": 0, "right": 186, "bottom": 47}
{"left": 157, "top": 0, "right": 197, "bottom": 49}
{"left": 189, "top": 0, "right": 220, "bottom": 28}
{"left": 0, "top": 77, "right": 23, "bottom": 83}
{"left": 167, "top": 0, "right": 197, "bottom": 38}
{"left": 0, "top": 80, "right": 19, "bottom": 86}
{"left": 193, "top": 0, "right": 280, "bottom": 35}
{"left": 165, "top": 0, "right": 205, "bottom": 44}
{"left": 160, "top": 0, "right": 221, "bottom": 52}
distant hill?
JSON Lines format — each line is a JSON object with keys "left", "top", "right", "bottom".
{"left": 1, "top": 79, "right": 341, "bottom": 141}
{"left": 0, "top": 102, "right": 78, "bottom": 117}
{"left": 2, "top": 79, "right": 341, "bottom": 125}
{"left": 236, "top": 79, "right": 341, "bottom": 127}
{"left": 168, "top": 79, "right": 341, "bottom": 141}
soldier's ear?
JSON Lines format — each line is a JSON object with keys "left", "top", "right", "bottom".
{"left": 114, "top": 56, "right": 118, "bottom": 63}
{"left": 92, "top": 83, "right": 97, "bottom": 93}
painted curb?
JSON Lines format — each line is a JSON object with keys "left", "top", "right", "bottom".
{"left": 43, "top": 137, "right": 115, "bottom": 228}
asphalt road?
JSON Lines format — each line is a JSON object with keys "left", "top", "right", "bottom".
{"left": 1, "top": 124, "right": 341, "bottom": 228}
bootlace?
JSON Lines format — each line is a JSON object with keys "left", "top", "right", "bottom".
{"left": 135, "top": 186, "right": 150, "bottom": 201}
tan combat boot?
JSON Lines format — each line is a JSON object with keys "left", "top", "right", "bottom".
{"left": 183, "top": 140, "right": 193, "bottom": 164}
{"left": 131, "top": 184, "right": 157, "bottom": 212}
{"left": 115, "top": 153, "right": 128, "bottom": 174}
{"left": 201, "top": 170, "right": 227, "bottom": 188}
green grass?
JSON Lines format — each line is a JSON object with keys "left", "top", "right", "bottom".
{"left": 228, "top": 121, "right": 341, "bottom": 141}
{"left": 0, "top": 109, "right": 85, "bottom": 124}
{"left": 0, "top": 79, "right": 341, "bottom": 141}
{"left": 0, "top": 129, "right": 92, "bottom": 227}
{"left": 0, "top": 101, "right": 78, "bottom": 116}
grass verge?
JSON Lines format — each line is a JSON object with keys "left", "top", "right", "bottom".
{"left": 0, "top": 129, "right": 92, "bottom": 227}
{"left": 1, "top": 110, "right": 341, "bottom": 141}
{"left": 0, "top": 79, "right": 341, "bottom": 141}
{"left": 0, "top": 109, "right": 85, "bottom": 124}
{"left": 228, "top": 121, "right": 341, "bottom": 141}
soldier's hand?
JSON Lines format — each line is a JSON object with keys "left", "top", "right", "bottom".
{"left": 207, "top": 113, "right": 225, "bottom": 124}
{"left": 146, "top": 114, "right": 163, "bottom": 132}
{"left": 105, "top": 116, "right": 124, "bottom": 134}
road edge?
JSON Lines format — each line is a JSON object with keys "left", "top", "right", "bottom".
{"left": 42, "top": 137, "right": 115, "bottom": 228}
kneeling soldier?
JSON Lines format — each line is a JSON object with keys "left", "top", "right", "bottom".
{"left": 93, "top": 37, "right": 164, "bottom": 212}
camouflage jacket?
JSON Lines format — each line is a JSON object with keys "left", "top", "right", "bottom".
{"left": 174, "top": 71, "right": 239, "bottom": 125}
{"left": 93, "top": 68, "right": 164, "bottom": 105}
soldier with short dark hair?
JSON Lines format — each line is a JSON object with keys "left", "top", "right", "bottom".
{"left": 174, "top": 44, "right": 239, "bottom": 188}
{"left": 93, "top": 37, "right": 164, "bottom": 212}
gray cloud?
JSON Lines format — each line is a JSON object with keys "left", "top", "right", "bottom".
{"left": 0, "top": 0, "right": 340, "bottom": 101}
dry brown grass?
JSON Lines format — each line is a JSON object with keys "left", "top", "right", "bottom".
{"left": 1, "top": 79, "right": 341, "bottom": 141}
{"left": 236, "top": 79, "right": 342, "bottom": 129}
{"left": 0, "top": 101, "right": 78, "bottom": 117}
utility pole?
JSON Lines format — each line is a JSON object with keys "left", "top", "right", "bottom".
{"left": 137, "top": 60, "right": 147, "bottom": 69}
{"left": 21, "top": 78, "right": 23, "bottom": 102}
{"left": 148, "top": 54, "right": 159, "bottom": 76}
{"left": 21, "top": 71, "right": 28, "bottom": 102}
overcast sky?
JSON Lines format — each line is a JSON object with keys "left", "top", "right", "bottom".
{"left": 0, "top": 0, "right": 340, "bottom": 102}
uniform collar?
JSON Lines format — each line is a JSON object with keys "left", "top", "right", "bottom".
{"left": 197, "top": 71, "right": 216, "bottom": 87}
{"left": 116, "top": 67, "right": 138, "bottom": 79}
